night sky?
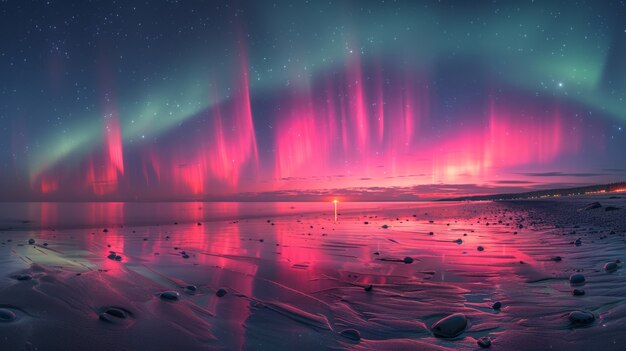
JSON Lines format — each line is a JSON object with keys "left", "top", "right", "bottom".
{"left": 1, "top": 0, "right": 625, "bottom": 201}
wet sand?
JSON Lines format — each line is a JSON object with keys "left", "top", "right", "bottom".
{"left": 1, "top": 196, "right": 625, "bottom": 350}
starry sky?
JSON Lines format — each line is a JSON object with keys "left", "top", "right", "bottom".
{"left": 1, "top": 0, "right": 625, "bottom": 201}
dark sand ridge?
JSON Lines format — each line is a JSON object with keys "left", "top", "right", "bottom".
{"left": 0, "top": 196, "right": 625, "bottom": 350}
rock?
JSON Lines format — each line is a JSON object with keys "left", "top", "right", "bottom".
{"left": 381, "top": 224, "right": 389, "bottom": 229}
{"left": 403, "top": 256, "right": 414, "bottom": 264}
{"left": 604, "top": 262, "right": 618, "bottom": 272}
{"left": 431, "top": 313, "right": 467, "bottom": 338}
{"left": 184, "top": 285, "right": 197, "bottom": 293}
{"left": 551, "top": 256, "right": 562, "bottom": 262}
{"left": 114, "top": 255, "right": 122, "bottom": 261}
{"left": 107, "top": 253, "right": 116, "bottom": 260}
{"left": 574, "top": 238, "right": 582, "bottom": 246}
{"left": 454, "top": 239, "right": 463, "bottom": 244}
{"left": 477, "top": 336, "right": 492, "bottom": 348}
{"left": 569, "top": 274, "right": 586, "bottom": 285}
{"left": 568, "top": 310, "right": 595, "bottom": 325}
{"left": 160, "top": 291, "right": 180, "bottom": 301}
{"left": 572, "top": 289, "right": 585, "bottom": 296}
{"left": 477, "top": 246, "right": 485, "bottom": 251}
{"left": 99, "top": 307, "right": 128, "bottom": 323}
{"left": 216, "top": 288, "right": 227, "bottom": 297}
{"left": 182, "top": 253, "right": 190, "bottom": 259}
{"left": 492, "top": 301, "right": 502, "bottom": 310}
{"left": 28, "top": 238, "right": 35, "bottom": 245}
{"left": 340, "top": 329, "right": 361, "bottom": 341}
{"left": 0, "top": 308, "right": 16, "bottom": 322}
{"left": 583, "top": 202, "right": 602, "bottom": 211}
{"left": 364, "top": 284, "right": 373, "bottom": 292}
{"left": 15, "top": 274, "right": 32, "bottom": 281}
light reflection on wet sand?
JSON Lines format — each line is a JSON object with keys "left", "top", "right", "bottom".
{"left": 1, "top": 200, "right": 625, "bottom": 350}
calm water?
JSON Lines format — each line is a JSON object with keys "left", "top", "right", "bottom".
{"left": 0, "top": 201, "right": 444, "bottom": 231}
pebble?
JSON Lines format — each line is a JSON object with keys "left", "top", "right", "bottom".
{"left": 477, "top": 336, "right": 492, "bottom": 348}
{"left": 216, "top": 288, "right": 227, "bottom": 297}
{"left": 15, "top": 274, "right": 33, "bottom": 281}
{"left": 340, "top": 329, "right": 361, "bottom": 341}
{"left": 568, "top": 310, "right": 595, "bottom": 325}
{"left": 184, "top": 285, "right": 197, "bottom": 293}
{"left": 99, "top": 307, "right": 128, "bottom": 323}
{"left": 572, "top": 289, "right": 585, "bottom": 296}
{"left": 477, "top": 246, "right": 484, "bottom": 251}
{"left": 604, "top": 262, "right": 618, "bottom": 272}
{"left": 381, "top": 224, "right": 389, "bottom": 229}
{"left": 364, "top": 284, "right": 373, "bottom": 292}
{"left": 492, "top": 301, "right": 502, "bottom": 310}
{"left": 160, "top": 291, "right": 180, "bottom": 301}
{"left": 454, "top": 239, "right": 463, "bottom": 244}
{"left": 403, "top": 256, "right": 414, "bottom": 264}
{"left": 0, "top": 308, "right": 17, "bottom": 322}
{"left": 28, "top": 238, "right": 35, "bottom": 245}
{"left": 431, "top": 313, "right": 467, "bottom": 338}
{"left": 569, "top": 274, "right": 586, "bottom": 285}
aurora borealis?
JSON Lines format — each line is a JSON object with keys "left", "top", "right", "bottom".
{"left": 1, "top": 0, "right": 625, "bottom": 201}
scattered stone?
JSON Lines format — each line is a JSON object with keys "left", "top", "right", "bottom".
{"left": 551, "top": 256, "right": 562, "bottom": 262}
{"left": 364, "top": 284, "right": 373, "bottom": 292}
{"left": 160, "top": 291, "right": 180, "bottom": 301}
{"left": 182, "top": 253, "right": 190, "bottom": 259}
{"left": 184, "top": 285, "right": 197, "bottom": 293}
{"left": 431, "top": 313, "right": 467, "bottom": 338}
{"left": 568, "top": 310, "right": 595, "bottom": 325}
{"left": 340, "top": 329, "right": 361, "bottom": 341}
{"left": 569, "top": 274, "right": 586, "bottom": 286}
{"left": 99, "top": 307, "right": 129, "bottom": 323}
{"left": 15, "top": 274, "right": 32, "bottom": 281}
{"left": 454, "top": 239, "right": 463, "bottom": 244}
{"left": 572, "top": 289, "right": 585, "bottom": 296}
{"left": 477, "top": 246, "right": 485, "bottom": 251}
{"left": 492, "top": 301, "right": 502, "bottom": 310}
{"left": 381, "top": 224, "right": 389, "bottom": 229}
{"left": 604, "top": 262, "right": 618, "bottom": 272}
{"left": 216, "top": 288, "right": 227, "bottom": 297}
{"left": 477, "top": 336, "right": 492, "bottom": 348}
{"left": 574, "top": 238, "right": 582, "bottom": 246}
{"left": 103, "top": 228, "right": 109, "bottom": 233}
{"left": 28, "top": 238, "right": 35, "bottom": 245}
{"left": 403, "top": 256, "right": 414, "bottom": 264}
{"left": 0, "top": 308, "right": 17, "bottom": 322}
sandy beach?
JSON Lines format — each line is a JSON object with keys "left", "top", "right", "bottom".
{"left": 0, "top": 196, "right": 625, "bottom": 350}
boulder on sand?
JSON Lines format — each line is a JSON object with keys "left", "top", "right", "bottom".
{"left": 431, "top": 313, "right": 467, "bottom": 338}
